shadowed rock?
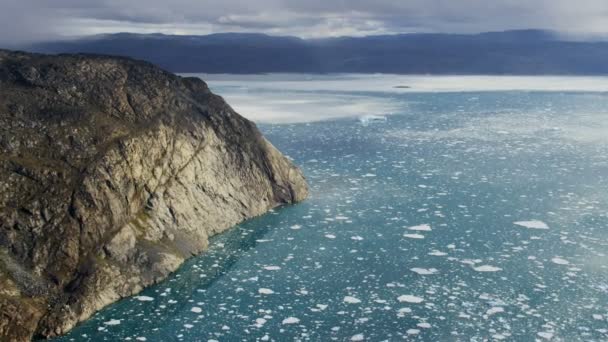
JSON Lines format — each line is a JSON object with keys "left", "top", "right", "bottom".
{"left": 0, "top": 50, "right": 308, "bottom": 341}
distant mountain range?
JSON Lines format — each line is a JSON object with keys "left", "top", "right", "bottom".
{"left": 22, "top": 30, "right": 608, "bottom": 75}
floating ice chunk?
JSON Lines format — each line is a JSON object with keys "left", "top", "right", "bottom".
{"left": 408, "top": 224, "right": 432, "bottom": 231}
{"left": 344, "top": 296, "right": 362, "bottom": 304}
{"left": 359, "top": 115, "right": 387, "bottom": 125}
{"left": 407, "top": 329, "right": 420, "bottom": 335}
{"left": 104, "top": 319, "right": 121, "bottom": 326}
{"left": 537, "top": 332, "right": 554, "bottom": 340}
{"left": 290, "top": 224, "right": 302, "bottom": 230}
{"left": 411, "top": 268, "right": 438, "bottom": 275}
{"left": 514, "top": 220, "right": 549, "bottom": 229}
{"left": 136, "top": 338, "right": 147, "bottom": 341}
{"left": 551, "top": 257, "right": 569, "bottom": 265}
{"left": 135, "top": 296, "right": 154, "bottom": 302}
{"left": 473, "top": 265, "right": 502, "bottom": 272}
{"left": 593, "top": 314, "right": 604, "bottom": 320}
{"left": 397, "top": 295, "right": 424, "bottom": 303}
{"left": 325, "top": 234, "right": 336, "bottom": 239}
{"left": 428, "top": 250, "right": 448, "bottom": 256}
{"left": 258, "top": 288, "right": 275, "bottom": 295}
{"left": 351, "top": 334, "right": 365, "bottom": 341}
{"left": 486, "top": 307, "right": 505, "bottom": 316}
{"left": 417, "top": 322, "right": 431, "bottom": 329}
{"left": 183, "top": 324, "right": 194, "bottom": 329}
{"left": 263, "top": 266, "right": 281, "bottom": 271}
{"left": 351, "top": 236, "right": 364, "bottom": 241}
{"left": 255, "top": 318, "right": 267, "bottom": 327}
{"left": 403, "top": 233, "right": 425, "bottom": 239}
{"left": 282, "top": 317, "right": 300, "bottom": 325}
{"left": 191, "top": 307, "right": 202, "bottom": 313}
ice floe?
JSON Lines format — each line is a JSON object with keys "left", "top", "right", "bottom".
{"left": 473, "top": 265, "right": 502, "bottom": 272}
{"left": 403, "top": 233, "right": 425, "bottom": 239}
{"left": 551, "top": 257, "right": 569, "bottom": 265}
{"left": 407, "top": 224, "right": 432, "bottom": 231}
{"left": 344, "top": 296, "right": 362, "bottom": 304}
{"left": 514, "top": 220, "right": 549, "bottom": 229}
{"left": 282, "top": 317, "right": 300, "bottom": 325}
{"left": 397, "top": 295, "right": 424, "bottom": 303}
{"left": 258, "top": 288, "right": 275, "bottom": 295}
{"left": 410, "top": 268, "right": 439, "bottom": 275}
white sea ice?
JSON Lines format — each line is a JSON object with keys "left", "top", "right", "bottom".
{"left": 486, "top": 307, "right": 505, "bottom": 316}
{"left": 103, "top": 319, "right": 121, "bottom": 326}
{"left": 282, "top": 317, "right": 300, "bottom": 324}
{"left": 551, "top": 257, "right": 569, "bottom": 265}
{"left": 397, "top": 295, "right": 424, "bottom": 303}
{"left": 537, "top": 332, "right": 554, "bottom": 340}
{"left": 514, "top": 220, "right": 549, "bottom": 229}
{"left": 258, "top": 288, "right": 275, "bottom": 295}
{"left": 473, "top": 265, "right": 502, "bottom": 272}
{"left": 403, "top": 233, "right": 425, "bottom": 239}
{"left": 408, "top": 224, "right": 432, "bottom": 231}
{"left": 344, "top": 296, "right": 362, "bottom": 304}
{"left": 351, "top": 333, "right": 365, "bottom": 341}
{"left": 263, "top": 266, "right": 281, "bottom": 271}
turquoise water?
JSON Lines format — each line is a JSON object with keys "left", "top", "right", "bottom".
{"left": 57, "top": 76, "right": 608, "bottom": 341}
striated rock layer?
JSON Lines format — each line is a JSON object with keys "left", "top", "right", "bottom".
{"left": 0, "top": 50, "right": 308, "bottom": 341}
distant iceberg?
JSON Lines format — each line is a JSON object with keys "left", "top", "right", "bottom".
{"left": 359, "top": 115, "right": 387, "bottom": 125}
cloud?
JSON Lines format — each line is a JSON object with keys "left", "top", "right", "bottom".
{"left": 1, "top": 0, "right": 608, "bottom": 45}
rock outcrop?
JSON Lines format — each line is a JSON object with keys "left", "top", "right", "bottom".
{"left": 0, "top": 50, "right": 308, "bottom": 341}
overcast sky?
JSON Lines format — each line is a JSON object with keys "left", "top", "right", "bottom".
{"left": 1, "top": 0, "right": 608, "bottom": 45}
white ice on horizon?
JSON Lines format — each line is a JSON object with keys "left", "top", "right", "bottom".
{"left": 193, "top": 74, "right": 608, "bottom": 123}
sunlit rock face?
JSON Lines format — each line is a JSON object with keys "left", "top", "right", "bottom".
{"left": 0, "top": 50, "right": 307, "bottom": 341}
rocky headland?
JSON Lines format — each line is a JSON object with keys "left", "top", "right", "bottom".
{"left": 0, "top": 50, "right": 308, "bottom": 341}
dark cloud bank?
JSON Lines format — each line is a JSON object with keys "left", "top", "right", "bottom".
{"left": 2, "top": 0, "right": 608, "bottom": 45}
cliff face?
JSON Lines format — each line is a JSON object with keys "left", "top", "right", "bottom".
{"left": 0, "top": 50, "right": 308, "bottom": 341}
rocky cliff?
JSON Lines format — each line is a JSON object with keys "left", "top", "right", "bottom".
{"left": 0, "top": 50, "right": 308, "bottom": 341}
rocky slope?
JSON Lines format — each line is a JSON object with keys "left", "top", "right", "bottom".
{"left": 0, "top": 50, "right": 308, "bottom": 341}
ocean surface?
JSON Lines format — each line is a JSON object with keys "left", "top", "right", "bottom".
{"left": 56, "top": 75, "right": 608, "bottom": 341}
